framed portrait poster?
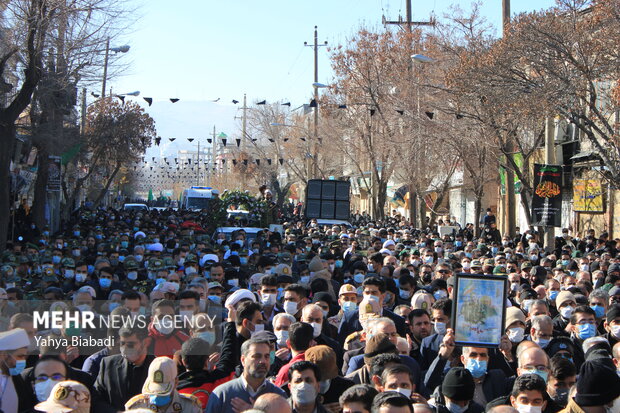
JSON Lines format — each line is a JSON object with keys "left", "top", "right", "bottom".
{"left": 451, "top": 273, "right": 507, "bottom": 348}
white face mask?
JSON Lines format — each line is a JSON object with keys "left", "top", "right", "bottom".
{"left": 311, "top": 322, "right": 322, "bottom": 338}
{"left": 251, "top": 323, "right": 264, "bottom": 337}
{"left": 560, "top": 306, "right": 574, "bottom": 319}
{"left": 284, "top": 301, "right": 298, "bottom": 315}
{"left": 275, "top": 330, "right": 289, "bottom": 347}
{"left": 155, "top": 318, "right": 174, "bottom": 335}
{"left": 261, "top": 293, "right": 277, "bottom": 307}
{"left": 507, "top": 327, "right": 525, "bottom": 343}
{"left": 395, "top": 387, "right": 411, "bottom": 398}
{"left": 515, "top": 404, "right": 542, "bottom": 413}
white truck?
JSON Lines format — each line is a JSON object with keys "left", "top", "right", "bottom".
{"left": 180, "top": 186, "right": 219, "bottom": 211}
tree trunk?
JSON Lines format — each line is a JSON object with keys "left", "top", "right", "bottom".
{"left": 0, "top": 122, "right": 17, "bottom": 249}
{"left": 31, "top": 144, "right": 50, "bottom": 230}
{"left": 418, "top": 193, "right": 427, "bottom": 229}
{"left": 520, "top": 190, "right": 533, "bottom": 229}
{"left": 409, "top": 187, "right": 417, "bottom": 226}
{"left": 474, "top": 193, "right": 482, "bottom": 237}
{"left": 94, "top": 163, "right": 120, "bottom": 207}
{"left": 375, "top": 180, "right": 388, "bottom": 221}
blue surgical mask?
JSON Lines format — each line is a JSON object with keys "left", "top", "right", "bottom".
{"left": 277, "top": 287, "right": 284, "bottom": 301}
{"left": 9, "top": 359, "right": 26, "bottom": 376}
{"left": 149, "top": 394, "right": 172, "bottom": 407}
{"left": 208, "top": 295, "right": 221, "bottom": 305}
{"left": 240, "top": 257, "right": 248, "bottom": 265}
{"left": 578, "top": 323, "right": 596, "bottom": 340}
{"left": 342, "top": 301, "right": 357, "bottom": 314}
{"left": 353, "top": 273, "right": 365, "bottom": 284}
{"left": 455, "top": 241, "right": 462, "bottom": 247}
{"left": 399, "top": 289, "right": 411, "bottom": 300}
{"left": 121, "top": 241, "right": 129, "bottom": 249}
{"left": 591, "top": 305, "right": 605, "bottom": 319}
{"left": 335, "top": 260, "right": 343, "bottom": 268}
{"left": 99, "top": 278, "right": 112, "bottom": 288}
{"left": 548, "top": 290, "right": 559, "bottom": 301}
{"left": 196, "top": 331, "right": 216, "bottom": 344}
{"left": 465, "top": 358, "right": 487, "bottom": 378}
{"left": 109, "top": 302, "right": 120, "bottom": 312}
{"left": 52, "top": 256, "right": 61, "bottom": 264}
{"left": 270, "top": 350, "right": 276, "bottom": 365}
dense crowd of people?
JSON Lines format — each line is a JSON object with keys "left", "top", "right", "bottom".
{"left": 0, "top": 205, "right": 619, "bottom": 413}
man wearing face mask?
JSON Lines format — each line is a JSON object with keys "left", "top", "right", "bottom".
{"left": 603, "top": 305, "right": 620, "bottom": 347}
{"left": 147, "top": 299, "right": 190, "bottom": 358}
{"left": 436, "top": 367, "right": 482, "bottom": 413}
{"left": 553, "top": 292, "right": 577, "bottom": 333}
{"left": 419, "top": 299, "right": 452, "bottom": 371}
{"left": 287, "top": 361, "right": 330, "bottom": 413}
{"left": 545, "top": 356, "right": 576, "bottom": 409}
{"left": 283, "top": 284, "right": 310, "bottom": 320}
{"left": 305, "top": 345, "right": 354, "bottom": 411}
{"left": 301, "top": 304, "right": 343, "bottom": 371}
{"left": 338, "top": 277, "right": 407, "bottom": 346}
{"left": 233, "top": 301, "right": 265, "bottom": 356}
{"left": 259, "top": 275, "right": 283, "bottom": 325}
{"left": 0, "top": 328, "right": 31, "bottom": 413}
{"left": 275, "top": 322, "right": 316, "bottom": 387}
{"left": 93, "top": 325, "right": 155, "bottom": 413}
{"left": 20, "top": 355, "right": 95, "bottom": 411}
{"left": 530, "top": 315, "right": 554, "bottom": 350}
{"left": 566, "top": 306, "right": 596, "bottom": 369}
{"left": 125, "top": 356, "right": 202, "bottom": 412}
{"left": 561, "top": 358, "right": 620, "bottom": 413}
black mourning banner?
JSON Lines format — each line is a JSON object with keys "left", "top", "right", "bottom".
{"left": 531, "top": 164, "right": 562, "bottom": 227}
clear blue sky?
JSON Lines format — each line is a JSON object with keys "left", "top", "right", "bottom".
{"left": 108, "top": 0, "right": 557, "bottom": 158}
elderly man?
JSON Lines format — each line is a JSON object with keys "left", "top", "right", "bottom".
{"left": 300, "top": 304, "right": 343, "bottom": 369}
{"left": 0, "top": 328, "right": 30, "bottom": 413}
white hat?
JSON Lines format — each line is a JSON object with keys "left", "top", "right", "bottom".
{"left": 134, "top": 231, "right": 146, "bottom": 239}
{"left": 147, "top": 242, "right": 164, "bottom": 252}
{"left": 0, "top": 328, "right": 30, "bottom": 351}
{"left": 224, "top": 288, "right": 256, "bottom": 308}
{"left": 77, "top": 285, "right": 96, "bottom": 299}
{"left": 200, "top": 253, "right": 219, "bottom": 266}
{"left": 382, "top": 239, "right": 396, "bottom": 249}
{"left": 142, "top": 357, "right": 177, "bottom": 395}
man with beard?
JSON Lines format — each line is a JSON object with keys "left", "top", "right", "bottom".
{"left": 206, "top": 337, "right": 287, "bottom": 413}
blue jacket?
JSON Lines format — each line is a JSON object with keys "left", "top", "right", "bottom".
{"left": 206, "top": 376, "right": 287, "bottom": 413}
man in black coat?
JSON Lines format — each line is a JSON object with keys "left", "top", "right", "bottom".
{"left": 93, "top": 326, "right": 155, "bottom": 413}
{"left": 337, "top": 277, "right": 407, "bottom": 345}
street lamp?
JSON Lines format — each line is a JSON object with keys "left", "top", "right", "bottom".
{"left": 102, "top": 39, "right": 130, "bottom": 98}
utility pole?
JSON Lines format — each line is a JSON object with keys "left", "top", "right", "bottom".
{"left": 502, "top": 0, "right": 516, "bottom": 239}
{"left": 383, "top": 0, "right": 435, "bottom": 226}
{"left": 102, "top": 38, "right": 109, "bottom": 98}
{"left": 208, "top": 126, "right": 217, "bottom": 186}
{"left": 305, "top": 26, "right": 327, "bottom": 179}
{"left": 382, "top": 0, "right": 436, "bottom": 31}
{"left": 197, "top": 139, "right": 201, "bottom": 186}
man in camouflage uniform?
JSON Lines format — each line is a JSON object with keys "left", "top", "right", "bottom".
{"left": 125, "top": 356, "right": 202, "bottom": 413}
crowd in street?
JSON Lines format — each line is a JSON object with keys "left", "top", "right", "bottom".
{"left": 0, "top": 205, "right": 619, "bottom": 413}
